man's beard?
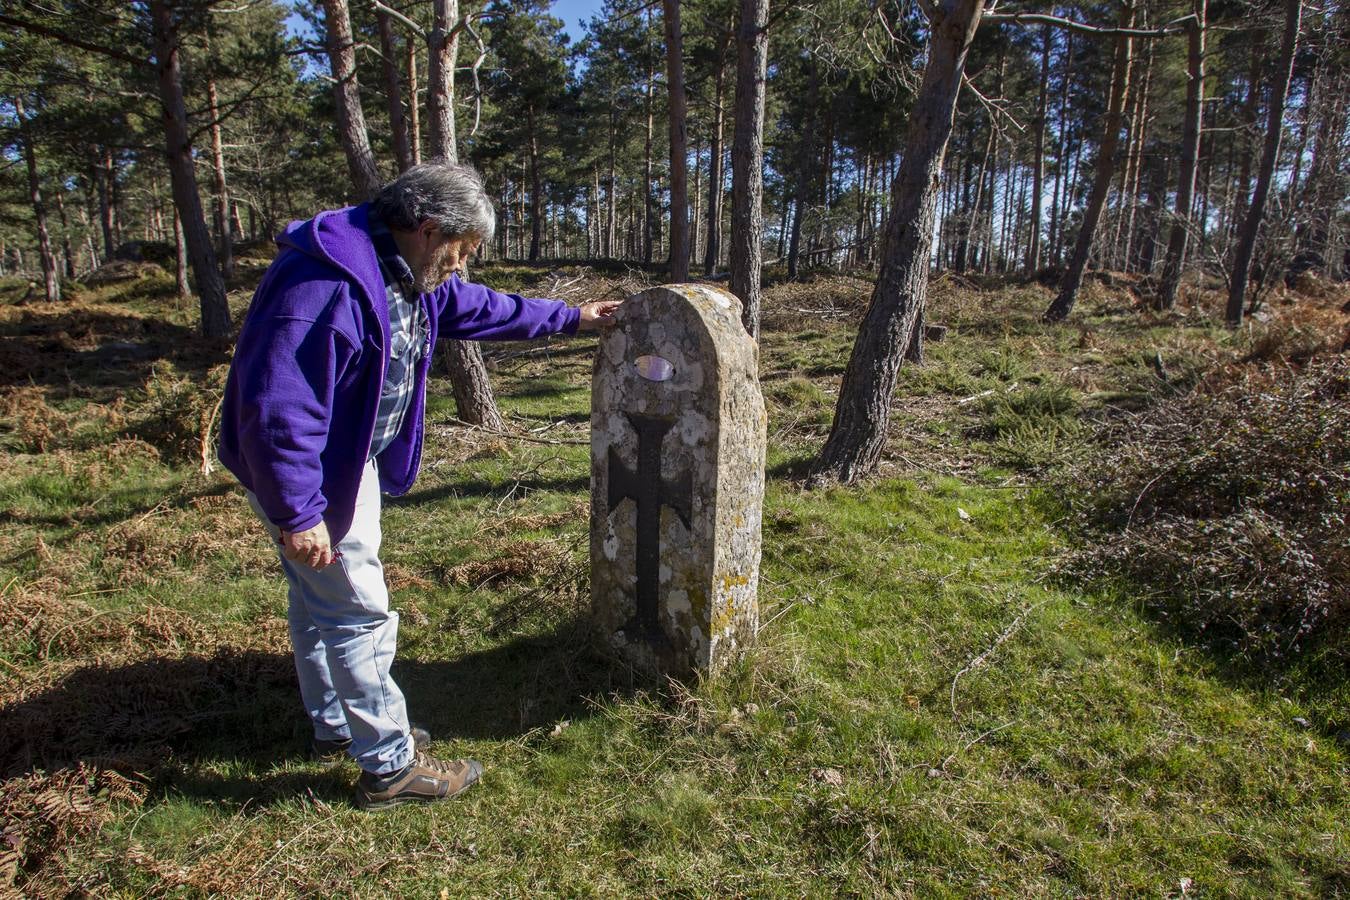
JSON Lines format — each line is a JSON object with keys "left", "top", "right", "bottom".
{"left": 412, "top": 244, "right": 454, "bottom": 293}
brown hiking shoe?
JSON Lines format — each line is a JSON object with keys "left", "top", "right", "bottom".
{"left": 354, "top": 751, "right": 483, "bottom": 810}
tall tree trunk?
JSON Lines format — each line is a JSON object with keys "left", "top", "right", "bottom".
{"left": 606, "top": 104, "right": 617, "bottom": 257}
{"left": 704, "top": 23, "right": 732, "bottom": 276}
{"left": 151, "top": 0, "right": 230, "bottom": 337}
{"left": 55, "top": 192, "right": 75, "bottom": 280}
{"left": 14, "top": 96, "right": 59, "bottom": 303}
{"left": 1156, "top": 0, "right": 1206, "bottom": 310}
{"left": 1043, "top": 1, "right": 1136, "bottom": 323}
{"left": 643, "top": 60, "right": 656, "bottom": 265}
{"left": 406, "top": 35, "right": 422, "bottom": 164}
{"left": 812, "top": 0, "right": 987, "bottom": 483}
{"left": 98, "top": 150, "right": 115, "bottom": 260}
{"left": 528, "top": 104, "right": 543, "bottom": 261}
{"left": 321, "top": 0, "right": 381, "bottom": 198}
{"left": 662, "top": 0, "right": 690, "bottom": 280}
{"left": 1027, "top": 25, "right": 1051, "bottom": 271}
{"left": 730, "top": 0, "right": 769, "bottom": 337}
{"left": 428, "top": 0, "right": 459, "bottom": 164}
{"left": 173, "top": 208, "right": 190, "bottom": 298}
{"left": 1120, "top": 39, "right": 1151, "bottom": 271}
{"left": 377, "top": 8, "right": 414, "bottom": 172}
{"left": 691, "top": 136, "right": 703, "bottom": 264}
{"left": 426, "top": 0, "right": 502, "bottom": 428}
{"left": 787, "top": 63, "right": 819, "bottom": 280}
{"left": 1232, "top": 38, "right": 1264, "bottom": 233}
{"left": 1227, "top": 0, "right": 1301, "bottom": 326}
{"left": 207, "top": 71, "right": 234, "bottom": 278}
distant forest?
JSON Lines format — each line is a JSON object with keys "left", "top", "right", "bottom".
{"left": 1, "top": 0, "right": 1346, "bottom": 473}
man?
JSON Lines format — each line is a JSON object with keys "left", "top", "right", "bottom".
{"left": 218, "top": 162, "right": 619, "bottom": 810}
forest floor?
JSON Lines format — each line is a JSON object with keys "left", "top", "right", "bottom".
{"left": 0, "top": 252, "right": 1346, "bottom": 896}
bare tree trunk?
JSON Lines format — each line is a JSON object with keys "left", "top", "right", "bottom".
{"left": 1026, "top": 25, "right": 1051, "bottom": 271}
{"left": 321, "top": 0, "right": 381, "bottom": 199}
{"left": 406, "top": 36, "right": 422, "bottom": 165}
{"left": 1156, "top": 0, "right": 1206, "bottom": 310}
{"left": 691, "top": 135, "right": 702, "bottom": 264}
{"left": 786, "top": 63, "right": 819, "bottom": 280}
{"left": 98, "top": 150, "right": 115, "bottom": 260}
{"left": 151, "top": 0, "right": 230, "bottom": 337}
{"left": 207, "top": 71, "right": 234, "bottom": 278}
{"left": 527, "top": 106, "right": 544, "bottom": 260}
{"left": 428, "top": 0, "right": 459, "bottom": 165}
{"left": 14, "top": 96, "right": 59, "bottom": 303}
{"left": 661, "top": 0, "right": 690, "bottom": 280}
{"left": 377, "top": 8, "right": 414, "bottom": 172}
{"left": 1233, "top": 39, "right": 1264, "bottom": 233}
{"left": 813, "top": 0, "right": 987, "bottom": 483}
{"left": 730, "top": 0, "right": 769, "bottom": 337}
{"left": 173, "top": 208, "right": 190, "bottom": 298}
{"left": 643, "top": 60, "right": 656, "bottom": 265}
{"left": 55, "top": 192, "right": 75, "bottom": 280}
{"left": 704, "top": 21, "right": 733, "bottom": 276}
{"left": 1227, "top": 0, "right": 1301, "bottom": 326}
{"left": 1043, "top": 1, "right": 1135, "bottom": 323}
{"left": 1120, "top": 39, "right": 1151, "bottom": 271}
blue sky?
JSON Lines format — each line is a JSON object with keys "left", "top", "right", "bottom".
{"left": 283, "top": 1, "right": 604, "bottom": 45}
{"left": 548, "top": 0, "right": 606, "bottom": 43}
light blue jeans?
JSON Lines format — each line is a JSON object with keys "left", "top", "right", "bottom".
{"left": 248, "top": 459, "right": 414, "bottom": 775}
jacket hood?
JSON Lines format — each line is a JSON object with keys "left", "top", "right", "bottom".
{"left": 276, "top": 204, "right": 388, "bottom": 330}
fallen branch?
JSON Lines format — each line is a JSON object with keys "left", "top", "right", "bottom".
{"left": 950, "top": 598, "right": 1050, "bottom": 719}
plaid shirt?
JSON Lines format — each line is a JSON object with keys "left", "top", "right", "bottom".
{"left": 367, "top": 216, "right": 430, "bottom": 459}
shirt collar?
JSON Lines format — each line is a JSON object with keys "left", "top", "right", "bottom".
{"left": 367, "top": 213, "right": 417, "bottom": 291}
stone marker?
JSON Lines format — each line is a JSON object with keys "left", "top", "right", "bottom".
{"left": 590, "top": 284, "right": 767, "bottom": 676}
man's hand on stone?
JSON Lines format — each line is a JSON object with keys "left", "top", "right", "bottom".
{"left": 578, "top": 300, "right": 623, "bottom": 332}
{"left": 281, "top": 521, "right": 335, "bottom": 570}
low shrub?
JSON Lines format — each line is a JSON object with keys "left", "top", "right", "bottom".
{"left": 1061, "top": 357, "right": 1348, "bottom": 663}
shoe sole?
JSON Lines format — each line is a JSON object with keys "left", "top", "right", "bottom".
{"left": 354, "top": 773, "right": 481, "bottom": 811}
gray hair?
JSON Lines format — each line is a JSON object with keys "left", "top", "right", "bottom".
{"left": 371, "top": 160, "right": 496, "bottom": 244}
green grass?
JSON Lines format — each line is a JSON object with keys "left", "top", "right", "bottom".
{"left": 1, "top": 270, "right": 1346, "bottom": 896}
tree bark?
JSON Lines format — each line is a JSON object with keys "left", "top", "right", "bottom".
{"left": 663, "top": 0, "right": 690, "bottom": 281}
{"left": 1156, "top": 0, "right": 1205, "bottom": 310}
{"left": 730, "top": 0, "right": 769, "bottom": 337}
{"left": 151, "top": 0, "right": 230, "bottom": 337}
{"left": 704, "top": 20, "right": 733, "bottom": 276}
{"left": 321, "top": 0, "right": 381, "bottom": 199}
{"left": 406, "top": 35, "right": 421, "bottom": 165}
{"left": 98, "top": 149, "right": 115, "bottom": 260}
{"left": 173, "top": 208, "right": 190, "bottom": 298}
{"left": 14, "top": 96, "right": 59, "bottom": 303}
{"left": 1227, "top": 0, "right": 1301, "bottom": 326}
{"left": 377, "top": 8, "right": 414, "bottom": 172}
{"left": 643, "top": 59, "right": 656, "bottom": 265}
{"left": 1026, "top": 25, "right": 1051, "bottom": 271}
{"left": 1043, "top": 1, "right": 1135, "bottom": 323}
{"left": 55, "top": 192, "right": 75, "bottom": 280}
{"left": 428, "top": 0, "right": 459, "bottom": 164}
{"left": 207, "top": 71, "right": 234, "bottom": 279}
{"left": 813, "top": 0, "right": 987, "bottom": 483}
{"left": 528, "top": 104, "right": 543, "bottom": 261}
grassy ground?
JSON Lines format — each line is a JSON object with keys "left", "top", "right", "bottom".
{"left": 1, "top": 258, "right": 1346, "bottom": 896}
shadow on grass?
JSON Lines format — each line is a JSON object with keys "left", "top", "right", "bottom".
{"left": 0, "top": 616, "right": 626, "bottom": 809}
{"left": 0, "top": 308, "right": 230, "bottom": 393}
{"left": 392, "top": 472, "right": 591, "bottom": 507}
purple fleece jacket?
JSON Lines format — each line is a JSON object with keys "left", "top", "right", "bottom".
{"left": 218, "top": 203, "right": 580, "bottom": 542}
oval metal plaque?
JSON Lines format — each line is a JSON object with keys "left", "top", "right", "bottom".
{"left": 634, "top": 355, "right": 675, "bottom": 382}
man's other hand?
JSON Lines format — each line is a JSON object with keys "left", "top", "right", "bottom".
{"left": 577, "top": 300, "right": 623, "bottom": 332}
{"left": 281, "top": 522, "right": 335, "bottom": 570}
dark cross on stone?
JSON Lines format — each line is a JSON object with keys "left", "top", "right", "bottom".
{"left": 607, "top": 412, "right": 692, "bottom": 643}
